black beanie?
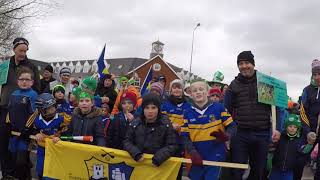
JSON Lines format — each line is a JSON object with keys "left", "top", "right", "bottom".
{"left": 13, "top": 37, "right": 29, "bottom": 49}
{"left": 44, "top": 65, "right": 54, "bottom": 73}
{"left": 141, "top": 93, "right": 161, "bottom": 111}
{"left": 237, "top": 51, "right": 255, "bottom": 66}
{"left": 53, "top": 85, "right": 65, "bottom": 95}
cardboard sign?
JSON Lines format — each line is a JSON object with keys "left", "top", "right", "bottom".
{"left": 257, "top": 71, "right": 288, "bottom": 108}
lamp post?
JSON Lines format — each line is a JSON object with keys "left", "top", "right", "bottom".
{"left": 189, "top": 23, "right": 200, "bottom": 81}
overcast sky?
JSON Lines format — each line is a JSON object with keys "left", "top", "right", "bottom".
{"left": 25, "top": 1, "right": 320, "bottom": 100}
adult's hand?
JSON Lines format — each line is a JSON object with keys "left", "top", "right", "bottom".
{"left": 272, "top": 130, "right": 281, "bottom": 143}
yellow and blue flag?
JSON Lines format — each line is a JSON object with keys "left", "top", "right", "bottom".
{"left": 140, "top": 66, "right": 153, "bottom": 96}
{"left": 43, "top": 140, "right": 181, "bottom": 180}
{"left": 97, "top": 44, "right": 109, "bottom": 77}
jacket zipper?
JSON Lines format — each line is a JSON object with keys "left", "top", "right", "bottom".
{"left": 282, "top": 139, "right": 290, "bottom": 171}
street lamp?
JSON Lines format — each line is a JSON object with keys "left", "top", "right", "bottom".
{"left": 189, "top": 23, "right": 200, "bottom": 81}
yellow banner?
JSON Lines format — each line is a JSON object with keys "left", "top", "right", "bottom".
{"left": 43, "top": 140, "right": 182, "bottom": 180}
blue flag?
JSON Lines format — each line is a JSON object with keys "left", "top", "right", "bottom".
{"left": 140, "top": 66, "right": 153, "bottom": 95}
{"left": 97, "top": 44, "right": 108, "bottom": 77}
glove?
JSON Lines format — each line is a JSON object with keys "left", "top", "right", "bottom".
{"left": 266, "top": 153, "right": 273, "bottom": 174}
{"left": 191, "top": 151, "right": 203, "bottom": 166}
{"left": 210, "top": 129, "right": 229, "bottom": 142}
{"left": 152, "top": 157, "right": 160, "bottom": 167}
{"left": 19, "top": 128, "right": 31, "bottom": 140}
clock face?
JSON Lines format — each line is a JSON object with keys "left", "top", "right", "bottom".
{"left": 153, "top": 44, "right": 163, "bottom": 53}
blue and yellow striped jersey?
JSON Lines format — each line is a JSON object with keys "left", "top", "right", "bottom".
{"left": 181, "top": 102, "right": 234, "bottom": 161}
{"left": 161, "top": 100, "right": 191, "bottom": 127}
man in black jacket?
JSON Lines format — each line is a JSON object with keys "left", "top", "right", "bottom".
{"left": 0, "top": 37, "right": 40, "bottom": 179}
{"left": 224, "top": 51, "right": 280, "bottom": 180}
{"left": 40, "top": 65, "right": 55, "bottom": 93}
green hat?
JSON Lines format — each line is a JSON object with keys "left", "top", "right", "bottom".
{"left": 208, "top": 71, "right": 224, "bottom": 86}
{"left": 72, "top": 87, "right": 82, "bottom": 99}
{"left": 212, "top": 71, "right": 224, "bottom": 83}
{"left": 119, "top": 76, "right": 129, "bottom": 84}
{"left": 285, "top": 114, "right": 301, "bottom": 129}
{"left": 78, "top": 91, "right": 94, "bottom": 101}
{"left": 81, "top": 76, "right": 97, "bottom": 94}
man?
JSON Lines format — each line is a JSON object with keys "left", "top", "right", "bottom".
{"left": 40, "top": 65, "right": 55, "bottom": 93}
{"left": 224, "top": 51, "right": 280, "bottom": 180}
{"left": 47, "top": 67, "right": 72, "bottom": 99}
{"left": 300, "top": 59, "right": 320, "bottom": 180}
{"left": 0, "top": 37, "right": 40, "bottom": 179}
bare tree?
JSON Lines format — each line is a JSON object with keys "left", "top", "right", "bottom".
{"left": 0, "top": 0, "right": 59, "bottom": 56}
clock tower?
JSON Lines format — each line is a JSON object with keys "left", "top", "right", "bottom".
{"left": 150, "top": 40, "right": 164, "bottom": 59}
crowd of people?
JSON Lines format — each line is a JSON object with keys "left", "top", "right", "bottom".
{"left": 0, "top": 37, "right": 320, "bottom": 180}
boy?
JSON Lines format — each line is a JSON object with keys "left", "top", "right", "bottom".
{"left": 52, "top": 84, "right": 72, "bottom": 116}
{"left": 67, "top": 91, "right": 105, "bottom": 146}
{"left": 7, "top": 67, "right": 38, "bottom": 180}
{"left": 181, "top": 81, "right": 235, "bottom": 180}
{"left": 107, "top": 91, "right": 137, "bottom": 149}
{"left": 268, "top": 114, "right": 315, "bottom": 180}
{"left": 208, "top": 87, "right": 222, "bottom": 103}
{"left": 33, "top": 93, "right": 64, "bottom": 178}
{"left": 123, "top": 93, "right": 178, "bottom": 167}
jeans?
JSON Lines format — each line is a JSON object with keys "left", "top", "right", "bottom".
{"left": 231, "top": 128, "right": 270, "bottom": 180}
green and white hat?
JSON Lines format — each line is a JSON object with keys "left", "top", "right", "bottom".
{"left": 208, "top": 71, "right": 224, "bottom": 86}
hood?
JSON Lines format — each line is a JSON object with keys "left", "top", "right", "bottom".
{"left": 73, "top": 107, "right": 102, "bottom": 118}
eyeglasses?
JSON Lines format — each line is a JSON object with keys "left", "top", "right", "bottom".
{"left": 18, "top": 78, "right": 32, "bottom": 82}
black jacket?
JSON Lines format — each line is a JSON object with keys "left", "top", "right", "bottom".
{"left": 40, "top": 77, "right": 55, "bottom": 94}
{"left": 224, "top": 71, "right": 271, "bottom": 130}
{"left": 95, "top": 79, "right": 118, "bottom": 110}
{"left": 106, "top": 112, "right": 130, "bottom": 149}
{"left": 272, "top": 131, "right": 306, "bottom": 171}
{"left": 0, "top": 56, "right": 40, "bottom": 107}
{"left": 123, "top": 116, "right": 178, "bottom": 166}
{"left": 68, "top": 107, "right": 105, "bottom": 146}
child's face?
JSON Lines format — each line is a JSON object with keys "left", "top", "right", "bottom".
{"left": 78, "top": 98, "right": 93, "bottom": 114}
{"left": 40, "top": 106, "right": 57, "bottom": 120}
{"left": 171, "top": 84, "right": 183, "bottom": 97}
{"left": 101, "top": 107, "right": 109, "bottom": 116}
{"left": 144, "top": 104, "right": 158, "bottom": 122}
{"left": 104, "top": 79, "right": 113, "bottom": 88}
{"left": 185, "top": 87, "right": 191, "bottom": 95}
{"left": 150, "top": 89, "right": 161, "bottom": 96}
{"left": 17, "top": 73, "right": 33, "bottom": 89}
{"left": 69, "top": 94, "right": 77, "bottom": 103}
{"left": 191, "top": 82, "right": 208, "bottom": 104}
{"left": 121, "top": 100, "right": 134, "bottom": 113}
{"left": 287, "top": 125, "right": 298, "bottom": 135}
{"left": 54, "top": 91, "right": 65, "bottom": 100}
{"left": 212, "top": 83, "right": 221, "bottom": 89}
{"left": 209, "top": 94, "right": 220, "bottom": 103}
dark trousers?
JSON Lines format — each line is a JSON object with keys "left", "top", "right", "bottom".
{"left": 0, "top": 106, "right": 13, "bottom": 177}
{"left": 11, "top": 150, "right": 32, "bottom": 180}
{"left": 231, "top": 128, "right": 270, "bottom": 180}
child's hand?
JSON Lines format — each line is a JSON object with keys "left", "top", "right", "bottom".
{"left": 126, "top": 113, "right": 134, "bottom": 122}
{"left": 102, "top": 97, "right": 110, "bottom": 103}
{"left": 307, "top": 132, "right": 317, "bottom": 145}
{"left": 52, "top": 137, "right": 60, "bottom": 144}
{"left": 172, "top": 123, "right": 181, "bottom": 131}
{"left": 138, "top": 156, "right": 144, "bottom": 162}
{"left": 35, "top": 133, "right": 45, "bottom": 142}
{"left": 225, "top": 141, "right": 230, "bottom": 151}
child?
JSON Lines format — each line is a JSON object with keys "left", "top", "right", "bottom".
{"left": 107, "top": 91, "right": 137, "bottom": 149}
{"left": 268, "top": 114, "right": 315, "bottom": 180}
{"left": 7, "top": 67, "right": 38, "bottom": 180}
{"left": 33, "top": 93, "right": 64, "bottom": 178}
{"left": 53, "top": 84, "right": 72, "bottom": 116}
{"left": 181, "top": 81, "right": 235, "bottom": 180}
{"left": 208, "top": 87, "right": 222, "bottom": 103}
{"left": 123, "top": 93, "right": 178, "bottom": 167}
{"left": 162, "top": 79, "right": 191, "bottom": 180}
{"left": 67, "top": 91, "right": 105, "bottom": 146}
